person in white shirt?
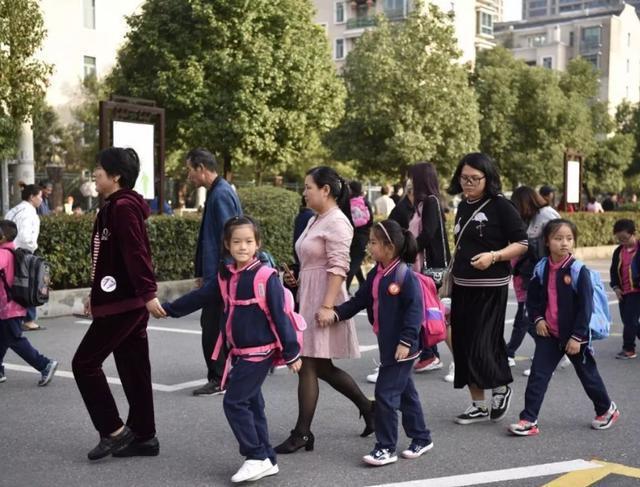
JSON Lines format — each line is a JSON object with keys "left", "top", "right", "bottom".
{"left": 374, "top": 185, "right": 396, "bottom": 217}
{"left": 5, "top": 184, "right": 43, "bottom": 331}
{"left": 586, "top": 197, "right": 604, "bottom": 213}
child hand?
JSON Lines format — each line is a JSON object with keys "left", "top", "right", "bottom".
{"left": 614, "top": 288, "right": 623, "bottom": 301}
{"left": 536, "top": 320, "right": 550, "bottom": 337}
{"left": 565, "top": 338, "right": 581, "bottom": 355}
{"left": 83, "top": 295, "right": 92, "bottom": 317}
{"left": 315, "top": 307, "right": 335, "bottom": 327}
{"left": 395, "top": 344, "right": 410, "bottom": 361}
{"left": 288, "top": 358, "right": 302, "bottom": 373}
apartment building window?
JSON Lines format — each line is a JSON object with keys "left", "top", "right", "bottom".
{"left": 582, "top": 53, "right": 599, "bottom": 70}
{"left": 335, "top": 39, "right": 345, "bottom": 60}
{"left": 384, "top": 0, "right": 406, "bottom": 19}
{"left": 527, "top": 34, "right": 547, "bottom": 47}
{"left": 478, "top": 11, "right": 493, "bottom": 36}
{"left": 628, "top": 33, "right": 631, "bottom": 47}
{"left": 569, "top": 31, "right": 574, "bottom": 47}
{"left": 581, "top": 26, "right": 601, "bottom": 50}
{"left": 542, "top": 57, "right": 553, "bottom": 69}
{"left": 627, "top": 59, "right": 630, "bottom": 74}
{"left": 83, "top": 0, "right": 95, "bottom": 29}
{"left": 335, "top": 2, "right": 345, "bottom": 24}
{"left": 84, "top": 56, "right": 97, "bottom": 79}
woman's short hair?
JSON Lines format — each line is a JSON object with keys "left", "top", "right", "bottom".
{"left": 97, "top": 148, "right": 140, "bottom": 190}
{"left": 447, "top": 152, "right": 502, "bottom": 197}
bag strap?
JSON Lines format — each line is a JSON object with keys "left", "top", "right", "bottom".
{"left": 447, "top": 198, "right": 492, "bottom": 272}
{"left": 428, "top": 195, "right": 448, "bottom": 267}
{"left": 252, "top": 265, "right": 283, "bottom": 351}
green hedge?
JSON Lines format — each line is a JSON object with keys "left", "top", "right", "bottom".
{"left": 39, "top": 186, "right": 300, "bottom": 289}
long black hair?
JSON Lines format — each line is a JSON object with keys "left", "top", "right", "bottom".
{"left": 371, "top": 220, "right": 418, "bottom": 264}
{"left": 447, "top": 152, "right": 502, "bottom": 198}
{"left": 409, "top": 162, "right": 441, "bottom": 204}
{"left": 306, "top": 166, "right": 350, "bottom": 218}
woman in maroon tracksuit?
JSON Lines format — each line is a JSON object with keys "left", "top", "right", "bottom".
{"left": 72, "top": 147, "right": 165, "bottom": 461}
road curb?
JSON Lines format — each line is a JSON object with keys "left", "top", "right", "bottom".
{"left": 573, "top": 245, "right": 617, "bottom": 261}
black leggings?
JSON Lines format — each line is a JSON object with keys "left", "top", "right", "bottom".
{"left": 294, "top": 356, "right": 371, "bottom": 435}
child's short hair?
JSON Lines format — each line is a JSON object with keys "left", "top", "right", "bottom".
{"left": 542, "top": 218, "right": 578, "bottom": 253}
{"left": 613, "top": 219, "right": 635, "bottom": 235}
{"left": 0, "top": 220, "right": 18, "bottom": 242}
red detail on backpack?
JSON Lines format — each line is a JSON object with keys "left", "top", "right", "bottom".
{"left": 350, "top": 196, "right": 371, "bottom": 228}
{"left": 212, "top": 265, "right": 306, "bottom": 387}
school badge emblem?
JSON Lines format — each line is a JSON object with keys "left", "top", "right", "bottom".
{"left": 388, "top": 282, "right": 401, "bottom": 296}
{"left": 100, "top": 276, "right": 117, "bottom": 293}
{"left": 563, "top": 275, "right": 572, "bottom": 286}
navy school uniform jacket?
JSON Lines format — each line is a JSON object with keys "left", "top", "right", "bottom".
{"left": 526, "top": 255, "right": 593, "bottom": 345}
{"left": 334, "top": 259, "right": 423, "bottom": 366}
{"left": 163, "top": 260, "right": 300, "bottom": 363}
{"left": 609, "top": 242, "right": 640, "bottom": 292}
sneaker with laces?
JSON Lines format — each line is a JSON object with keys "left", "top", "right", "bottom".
{"left": 455, "top": 405, "right": 489, "bottom": 424}
{"left": 192, "top": 380, "right": 225, "bottom": 396}
{"left": 616, "top": 350, "right": 637, "bottom": 360}
{"left": 401, "top": 441, "right": 433, "bottom": 459}
{"left": 443, "top": 362, "right": 455, "bottom": 383}
{"left": 363, "top": 447, "right": 398, "bottom": 466}
{"left": 38, "top": 360, "right": 58, "bottom": 387}
{"left": 591, "top": 402, "right": 620, "bottom": 430}
{"left": 414, "top": 356, "right": 443, "bottom": 372}
{"left": 490, "top": 386, "right": 512, "bottom": 422}
{"left": 231, "top": 458, "right": 278, "bottom": 483}
{"left": 508, "top": 420, "right": 539, "bottom": 436}
{"left": 507, "top": 357, "right": 516, "bottom": 367}
{"left": 366, "top": 367, "right": 379, "bottom": 384}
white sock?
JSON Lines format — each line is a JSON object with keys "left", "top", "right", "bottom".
{"left": 493, "top": 385, "right": 508, "bottom": 394}
{"left": 473, "top": 400, "right": 488, "bottom": 410}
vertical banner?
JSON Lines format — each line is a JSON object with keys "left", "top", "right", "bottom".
{"left": 565, "top": 159, "right": 581, "bottom": 204}
{"left": 112, "top": 121, "right": 155, "bottom": 199}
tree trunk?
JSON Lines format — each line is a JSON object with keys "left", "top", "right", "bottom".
{"left": 223, "top": 152, "right": 232, "bottom": 180}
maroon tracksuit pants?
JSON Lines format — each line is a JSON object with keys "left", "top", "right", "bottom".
{"left": 72, "top": 307, "right": 155, "bottom": 439}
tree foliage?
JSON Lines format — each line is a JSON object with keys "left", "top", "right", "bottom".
{"left": 328, "top": 3, "right": 480, "bottom": 179}
{"left": 108, "top": 0, "right": 344, "bottom": 181}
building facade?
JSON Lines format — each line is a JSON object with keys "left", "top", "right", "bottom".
{"left": 495, "top": 4, "right": 640, "bottom": 112}
{"left": 522, "top": 0, "right": 640, "bottom": 19}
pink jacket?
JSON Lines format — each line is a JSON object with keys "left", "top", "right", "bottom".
{"left": 0, "top": 242, "right": 27, "bottom": 320}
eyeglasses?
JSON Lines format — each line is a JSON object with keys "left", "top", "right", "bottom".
{"left": 459, "top": 175, "right": 485, "bottom": 185}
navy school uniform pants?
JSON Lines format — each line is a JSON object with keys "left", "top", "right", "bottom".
{"left": 223, "top": 356, "right": 276, "bottom": 463}
{"left": 506, "top": 302, "right": 535, "bottom": 358}
{"left": 375, "top": 360, "right": 431, "bottom": 451}
{"left": 0, "top": 317, "right": 49, "bottom": 374}
{"left": 520, "top": 336, "right": 611, "bottom": 422}
{"left": 619, "top": 292, "right": 640, "bottom": 353}
{"left": 72, "top": 307, "right": 155, "bottom": 440}
{"left": 201, "top": 295, "right": 226, "bottom": 383}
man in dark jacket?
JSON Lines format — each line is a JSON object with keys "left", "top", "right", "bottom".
{"left": 73, "top": 147, "right": 164, "bottom": 460}
{"left": 187, "top": 148, "right": 242, "bottom": 396}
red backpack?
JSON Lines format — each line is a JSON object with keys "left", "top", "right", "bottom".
{"left": 212, "top": 265, "right": 306, "bottom": 387}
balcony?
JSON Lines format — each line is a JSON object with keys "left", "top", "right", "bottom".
{"left": 346, "top": 16, "right": 377, "bottom": 29}
{"left": 383, "top": 8, "right": 406, "bottom": 21}
{"left": 580, "top": 39, "right": 602, "bottom": 52}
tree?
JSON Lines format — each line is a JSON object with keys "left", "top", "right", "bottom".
{"left": 0, "top": 0, "right": 51, "bottom": 157}
{"left": 328, "top": 3, "right": 480, "bottom": 179}
{"left": 108, "top": 0, "right": 344, "bottom": 181}
{"left": 616, "top": 100, "right": 640, "bottom": 178}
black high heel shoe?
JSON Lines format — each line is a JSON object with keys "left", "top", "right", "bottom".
{"left": 274, "top": 430, "right": 315, "bottom": 454}
{"left": 359, "top": 400, "right": 375, "bottom": 437}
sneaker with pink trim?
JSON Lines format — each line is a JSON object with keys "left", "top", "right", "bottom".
{"left": 591, "top": 402, "right": 620, "bottom": 430}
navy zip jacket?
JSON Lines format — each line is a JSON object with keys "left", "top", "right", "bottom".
{"left": 194, "top": 177, "right": 242, "bottom": 282}
{"left": 163, "top": 261, "right": 299, "bottom": 363}
{"left": 609, "top": 243, "right": 640, "bottom": 292}
{"left": 334, "top": 259, "right": 423, "bottom": 366}
{"left": 527, "top": 256, "right": 593, "bottom": 345}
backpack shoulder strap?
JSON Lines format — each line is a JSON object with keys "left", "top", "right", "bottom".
{"left": 533, "top": 257, "right": 548, "bottom": 283}
{"left": 569, "top": 259, "right": 584, "bottom": 293}
{"left": 395, "top": 262, "right": 409, "bottom": 285}
{"left": 253, "top": 265, "right": 278, "bottom": 311}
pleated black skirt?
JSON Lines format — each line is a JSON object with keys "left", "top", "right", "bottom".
{"left": 450, "top": 284, "right": 513, "bottom": 389}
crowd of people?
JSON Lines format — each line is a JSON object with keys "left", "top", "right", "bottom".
{"left": 0, "top": 147, "right": 630, "bottom": 484}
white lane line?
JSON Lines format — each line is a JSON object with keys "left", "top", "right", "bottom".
{"left": 2, "top": 363, "right": 206, "bottom": 393}
{"left": 366, "top": 459, "right": 603, "bottom": 487}
{"left": 75, "top": 320, "right": 202, "bottom": 335}
{"left": 359, "top": 345, "right": 378, "bottom": 353}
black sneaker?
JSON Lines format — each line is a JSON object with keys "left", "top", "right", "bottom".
{"left": 112, "top": 436, "right": 159, "bottom": 457}
{"left": 455, "top": 405, "right": 489, "bottom": 424}
{"left": 192, "top": 380, "right": 225, "bottom": 396}
{"left": 88, "top": 426, "right": 135, "bottom": 460}
{"left": 490, "top": 386, "right": 513, "bottom": 422}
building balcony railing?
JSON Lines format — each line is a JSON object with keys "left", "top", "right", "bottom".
{"left": 346, "top": 16, "right": 377, "bottom": 29}
{"left": 580, "top": 39, "right": 602, "bottom": 52}
{"left": 383, "top": 8, "right": 406, "bottom": 21}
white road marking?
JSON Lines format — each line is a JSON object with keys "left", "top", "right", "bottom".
{"left": 359, "top": 345, "right": 378, "bottom": 353}
{"left": 366, "top": 459, "right": 603, "bottom": 487}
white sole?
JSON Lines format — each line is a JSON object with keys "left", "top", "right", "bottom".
{"left": 455, "top": 416, "right": 490, "bottom": 425}
{"left": 401, "top": 442, "right": 434, "bottom": 459}
{"left": 363, "top": 455, "right": 398, "bottom": 466}
{"left": 248, "top": 464, "right": 279, "bottom": 481}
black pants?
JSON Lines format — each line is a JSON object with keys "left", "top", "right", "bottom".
{"left": 201, "top": 296, "right": 225, "bottom": 383}
{"left": 619, "top": 293, "right": 640, "bottom": 352}
{"left": 506, "top": 302, "right": 535, "bottom": 358}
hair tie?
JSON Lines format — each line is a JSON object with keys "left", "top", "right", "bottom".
{"left": 377, "top": 222, "right": 392, "bottom": 243}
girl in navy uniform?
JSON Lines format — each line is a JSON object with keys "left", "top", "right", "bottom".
{"left": 163, "top": 216, "right": 302, "bottom": 483}
{"left": 509, "top": 219, "right": 620, "bottom": 436}
{"left": 327, "top": 220, "right": 432, "bottom": 466}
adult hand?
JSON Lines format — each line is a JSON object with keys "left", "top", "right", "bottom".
{"left": 146, "top": 298, "right": 167, "bottom": 319}
{"left": 536, "top": 320, "right": 550, "bottom": 337}
{"left": 288, "top": 358, "right": 302, "bottom": 373}
{"left": 614, "top": 288, "right": 623, "bottom": 301}
{"left": 395, "top": 344, "right": 410, "bottom": 361}
{"left": 195, "top": 278, "right": 203, "bottom": 289}
{"left": 283, "top": 271, "right": 297, "bottom": 288}
{"left": 83, "top": 296, "right": 91, "bottom": 317}
{"left": 470, "top": 252, "right": 493, "bottom": 271}
{"left": 315, "top": 307, "right": 335, "bottom": 327}
{"left": 565, "top": 338, "right": 581, "bottom": 355}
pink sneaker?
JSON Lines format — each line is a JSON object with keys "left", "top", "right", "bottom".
{"left": 591, "top": 402, "right": 620, "bottom": 430}
{"left": 414, "top": 357, "right": 443, "bottom": 372}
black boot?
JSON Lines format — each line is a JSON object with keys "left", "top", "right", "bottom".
{"left": 360, "top": 400, "right": 375, "bottom": 437}
{"left": 274, "top": 430, "right": 315, "bottom": 454}
{"left": 112, "top": 436, "right": 160, "bottom": 457}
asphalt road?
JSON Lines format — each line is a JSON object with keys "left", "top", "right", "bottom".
{"left": 1, "top": 260, "right": 639, "bottom": 487}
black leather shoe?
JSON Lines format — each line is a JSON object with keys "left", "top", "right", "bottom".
{"left": 112, "top": 437, "right": 159, "bottom": 457}
{"left": 87, "top": 426, "right": 134, "bottom": 460}
{"left": 360, "top": 400, "right": 375, "bottom": 437}
{"left": 274, "top": 430, "right": 314, "bottom": 454}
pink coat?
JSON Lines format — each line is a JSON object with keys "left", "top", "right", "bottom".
{"left": 0, "top": 241, "right": 27, "bottom": 320}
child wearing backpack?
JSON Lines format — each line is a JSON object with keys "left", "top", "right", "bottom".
{"left": 328, "top": 220, "right": 433, "bottom": 466}
{"left": 509, "top": 219, "right": 620, "bottom": 436}
{"left": 162, "top": 216, "right": 302, "bottom": 483}
{"left": 609, "top": 219, "right": 640, "bottom": 359}
{"left": 0, "top": 220, "right": 57, "bottom": 386}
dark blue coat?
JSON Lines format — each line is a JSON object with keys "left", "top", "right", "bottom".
{"left": 163, "top": 262, "right": 300, "bottom": 363}
{"left": 609, "top": 243, "right": 640, "bottom": 293}
{"left": 334, "top": 260, "right": 423, "bottom": 366}
{"left": 527, "top": 256, "right": 593, "bottom": 345}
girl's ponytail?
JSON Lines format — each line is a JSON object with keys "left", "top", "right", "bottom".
{"left": 372, "top": 220, "right": 418, "bottom": 264}
{"left": 400, "top": 228, "right": 418, "bottom": 264}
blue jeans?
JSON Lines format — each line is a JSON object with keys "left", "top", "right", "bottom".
{"left": 25, "top": 306, "right": 36, "bottom": 323}
{"left": 0, "top": 317, "right": 49, "bottom": 373}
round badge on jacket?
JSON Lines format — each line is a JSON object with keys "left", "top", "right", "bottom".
{"left": 563, "top": 275, "right": 572, "bottom": 286}
{"left": 100, "top": 276, "right": 117, "bottom": 293}
{"left": 388, "top": 282, "right": 401, "bottom": 296}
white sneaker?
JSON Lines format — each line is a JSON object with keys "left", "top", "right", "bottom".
{"left": 523, "top": 368, "right": 531, "bottom": 377}
{"left": 366, "top": 367, "right": 379, "bottom": 384}
{"left": 443, "top": 362, "right": 455, "bottom": 383}
{"left": 508, "top": 357, "right": 516, "bottom": 367}
{"left": 414, "top": 356, "right": 443, "bottom": 372}
{"left": 558, "top": 355, "right": 571, "bottom": 369}
{"left": 231, "top": 459, "right": 278, "bottom": 483}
